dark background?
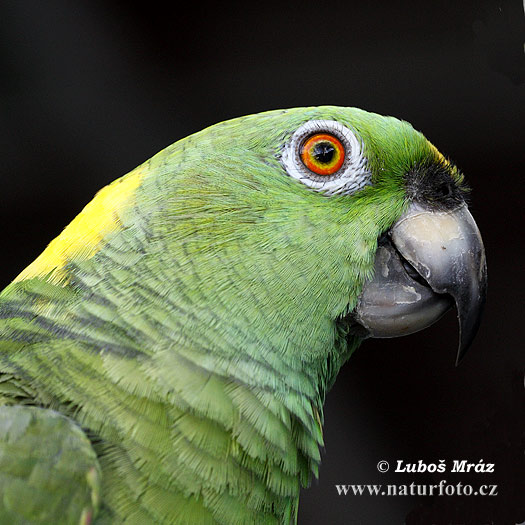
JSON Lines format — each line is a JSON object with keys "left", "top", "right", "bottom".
{"left": 1, "top": 1, "right": 524, "bottom": 524}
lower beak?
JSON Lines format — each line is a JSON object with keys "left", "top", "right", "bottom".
{"left": 353, "top": 203, "right": 487, "bottom": 365}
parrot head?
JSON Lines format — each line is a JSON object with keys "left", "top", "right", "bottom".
{"left": 147, "top": 106, "right": 486, "bottom": 367}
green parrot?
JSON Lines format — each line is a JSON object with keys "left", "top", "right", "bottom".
{"left": 0, "top": 106, "right": 486, "bottom": 524}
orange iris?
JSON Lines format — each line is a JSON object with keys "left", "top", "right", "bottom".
{"left": 300, "top": 133, "right": 345, "bottom": 176}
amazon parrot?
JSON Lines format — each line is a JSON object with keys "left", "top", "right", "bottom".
{"left": 0, "top": 106, "right": 486, "bottom": 524}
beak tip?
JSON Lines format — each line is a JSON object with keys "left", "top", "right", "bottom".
{"left": 454, "top": 326, "right": 475, "bottom": 366}
{"left": 454, "top": 286, "right": 487, "bottom": 367}
{"left": 455, "top": 347, "right": 467, "bottom": 367}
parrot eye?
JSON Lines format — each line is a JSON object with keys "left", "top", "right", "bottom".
{"left": 300, "top": 134, "right": 345, "bottom": 176}
{"left": 281, "top": 120, "right": 371, "bottom": 195}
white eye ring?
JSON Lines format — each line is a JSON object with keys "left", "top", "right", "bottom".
{"left": 281, "top": 120, "right": 371, "bottom": 196}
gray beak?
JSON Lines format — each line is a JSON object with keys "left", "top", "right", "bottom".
{"left": 353, "top": 203, "right": 487, "bottom": 365}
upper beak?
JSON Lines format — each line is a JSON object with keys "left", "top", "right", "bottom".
{"left": 353, "top": 202, "right": 487, "bottom": 365}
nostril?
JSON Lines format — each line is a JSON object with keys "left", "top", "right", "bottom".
{"left": 438, "top": 183, "right": 452, "bottom": 198}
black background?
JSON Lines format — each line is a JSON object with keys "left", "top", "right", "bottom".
{"left": 1, "top": 2, "right": 524, "bottom": 524}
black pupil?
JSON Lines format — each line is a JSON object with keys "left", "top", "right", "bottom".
{"left": 312, "top": 142, "right": 335, "bottom": 164}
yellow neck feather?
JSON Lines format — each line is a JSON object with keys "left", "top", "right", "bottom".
{"left": 14, "top": 166, "right": 144, "bottom": 285}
